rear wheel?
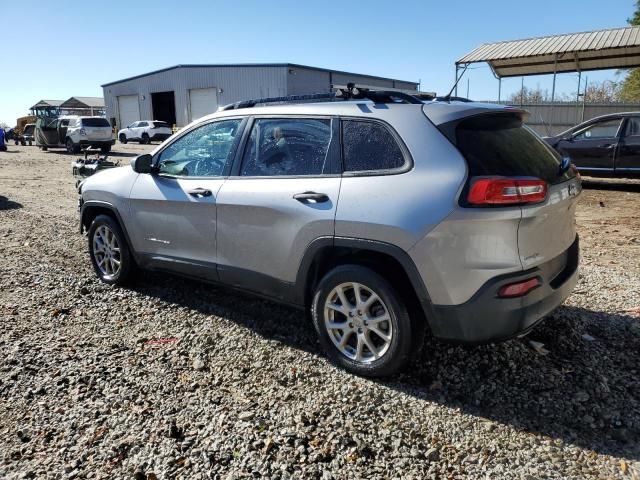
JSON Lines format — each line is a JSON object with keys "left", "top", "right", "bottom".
{"left": 119, "top": 134, "right": 127, "bottom": 144}
{"left": 311, "top": 265, "right": 415, "bottom": 377}
{"left": 88, "top": 215, "right": 134, "bottom": 285}
{"left": 66, "top": 138, "right": 79, "bottom": 154}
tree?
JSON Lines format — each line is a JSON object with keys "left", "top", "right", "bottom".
{"left": 509, "top": 86, "right": 550, "bottom": 104}
{"left": 0, "top": 122, "right": 9, "bottom": 130}
{"left": 620, "top": 1, "right": 640, "bottom": 101}
{"left": 582, "top": 80, "right": 621, "bottom": 103}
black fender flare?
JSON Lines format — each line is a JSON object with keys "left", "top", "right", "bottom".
{"left": 294, "top": 236, "right": 436, "bottom": 320}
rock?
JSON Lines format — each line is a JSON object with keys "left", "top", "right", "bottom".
{"left": 238, "top": 411, "right": 255, "bottom": 421}
{"left": 425, "top": 448, "right": 439, "bottom": 462}
{"left": 193, "top": 358, "right": 206, "bottom": 371}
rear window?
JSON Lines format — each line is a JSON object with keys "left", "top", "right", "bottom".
{"left": 454, "top": 114, "right": 575, "bottom": 185}
{"left": 81, "top": 118, "right": 110, "bottom": 127}
{"left": 153, "top": 121, "right": 170, "bottom": 129}
{"left": 24, "top": 125, "right": 35, "bottom": 135}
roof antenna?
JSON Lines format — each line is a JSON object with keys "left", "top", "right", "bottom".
{"left": 443, "top": 64, "right": 469, "bottom": 102}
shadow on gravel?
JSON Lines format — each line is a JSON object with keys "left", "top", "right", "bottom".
{"left": 0, "top": 196, "right": 23, "bottom": 210}
{"left": 581, "top": 178, "right": 640, "bottom": 193}
{"left": 129, "top": 274, "right": 640, "bottom": 460}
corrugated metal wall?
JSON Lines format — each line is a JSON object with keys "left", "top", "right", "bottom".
{"left": 488, "top": 101, "right": 640, "bottom": 136}
{"left": 103, "top": 66, "right": 287, "bottom": 128}
{"left": 103, "top": 65, "right": 419, "bottom": 128}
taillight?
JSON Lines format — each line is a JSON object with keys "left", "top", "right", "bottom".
{"left": 497, "top": 277, "right": 541, "bottom": 298}
{"left": 468, "top": 177, "right": 547, "bottom": 205}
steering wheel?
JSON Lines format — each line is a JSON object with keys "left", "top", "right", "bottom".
{"left": 190, "top": 157, "right": 226, "bottom": 176}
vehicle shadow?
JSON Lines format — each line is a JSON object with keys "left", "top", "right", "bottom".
{"left": 581, "top": 178, "right": 640, "bottom": 193}
{"left": 129, "top": 272, "right": 640, "bottom": 460}
{"left": 104, "top": 151, "right": 139, "bottom": 158}
{"left": 0, "top": 196, "right": 23, "bottom": 210}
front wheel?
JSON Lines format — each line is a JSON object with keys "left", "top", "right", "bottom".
{"left": 141, "top": 133, "right": 150, "bottom": 144}
{"left": 88, "top": 215, "right": 134, "bottom": 285}
{"left": 101, "top": 145, "right": 111, "bottom": 153}
{"left": 311, "top": 265, "right": 416, "bottom": 377}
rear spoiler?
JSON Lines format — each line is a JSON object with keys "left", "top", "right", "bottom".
{"left": 423, "top": 102, "right": 528, "bottom": 127}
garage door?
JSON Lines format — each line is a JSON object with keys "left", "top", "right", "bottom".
{"left": 118, "top": 95, "right": 140, "bottom": 129}
{"left": 189, "top": 88, "right": 218, "bottom": 122}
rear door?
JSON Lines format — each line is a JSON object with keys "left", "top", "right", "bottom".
{"left": 216, "top": 116, "right": 340, "bottom": 299}
{"left": 556, "top": 117, "right": 622, "bottom": 173}
{"left": 615, "top": 116, "right": 640, "bottom": 173}
{"left": 128, "top": 118, "right": 246, "bottom": 279}
{"left": 453, "top": 113, "right": 581, "bottom": 270}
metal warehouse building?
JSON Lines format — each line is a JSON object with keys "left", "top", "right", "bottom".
{"left": 101, "top": 63, "right": 419, "bottom": 129}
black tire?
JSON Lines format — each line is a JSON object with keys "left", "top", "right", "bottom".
{"left": 141, "top": 133, "right": 150, "bottom": 145}
{"left": 100, "top": 145, "right": 111, "bottom": 153}
{"left": 311, "top": 265, "right": 416, "bottom": 377}
{"left": 119, "top": 134, "right": 127, "bottom": 144}
{"left": 66, "top": 138, "right": 79, "bottom": 154}
{"left": 41, "top": 146, "right": 48, "bottom": 151}
{"left": 88, "top": 214, "right": 134, "bottom": 285}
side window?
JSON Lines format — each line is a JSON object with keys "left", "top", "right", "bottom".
{"left": 624, "top": 117, "right": 640, "bottom": 137}
{"left": 157, "top": 119, "right": 242, "bottom": 177}
{"left": 241, "top": 118, "right": 332, "bottom": 176}
{"left": 129, "top": 122, "right": 138, "bottom": 128}
{"left": 138, "top": 122, "right": 148, "bottom": 127}
{"left": 574, "top": 118, "right": 622, "bottom": 140}
{"left": 342, "top": 120, "right": 405, "bottom": 172}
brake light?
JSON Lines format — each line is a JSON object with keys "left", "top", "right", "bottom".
{"left": 497, "top": 277, "right": 541, "bottom": 298}
{"left": 468, "top": 177, "right": 547, "bottom": 205}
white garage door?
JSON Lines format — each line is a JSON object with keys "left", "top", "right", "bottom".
{"left": 118, "top": 95, "right": 140, "bottom": 129}
{"left": 189, "top": 88, "right": 218, "bottom": 122}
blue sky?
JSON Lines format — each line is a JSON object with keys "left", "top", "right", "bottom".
{"left": 0, "top": 0, "right": 635, "bottom": 125}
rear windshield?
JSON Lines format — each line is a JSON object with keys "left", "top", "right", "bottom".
{"left": 24, "top": 125, "right": 35, "bottom": 135}
{"left": 454, "top": 114, "right": 575, "bottom": 185}
{"left": 81, "top": 118, "right": 110, "bottom": 127}
{"left": 152, "top": 121, "right": 170, "bottom": 129}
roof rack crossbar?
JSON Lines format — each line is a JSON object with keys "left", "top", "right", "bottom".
{"left": 220, "top": 83, "right": 424, "bottom": 111}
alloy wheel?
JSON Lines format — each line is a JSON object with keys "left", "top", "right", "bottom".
{"left": 92, "top": 225, "right": 121, "bottom": 280}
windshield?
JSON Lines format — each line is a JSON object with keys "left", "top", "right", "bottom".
{"left": 454, "top": 114, "right": 576, "bottom": 185}
{"left": 24, "top": 125, "right": 35, "bottom": 135}
{"left": 81, "top": 118, "right": 110, "bottom": 127}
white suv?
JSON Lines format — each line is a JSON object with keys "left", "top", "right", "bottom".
{"left": 118, "top": 121, "right": 172, "bottom": 145}
{"left": 66, "top": 117, "right": 114, "bottom": 153}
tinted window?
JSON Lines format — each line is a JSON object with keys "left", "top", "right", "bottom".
{"left": 138, "top": 122, "right": 148, "bottom": 127}
{"left": 153, "top": 121, "right": 170, "bottom": 129}
{"left": 241, "top": 118, "right": 331, "bottom": 176}
{"left": 342, "top": 120, "right": 405, "bottom": 172}
{"left": 624, "top": 117, "right": 640, "bottom": 137}
{"left": 455, "top": 114, "right": 575, "bottom": 185}
{"left": 82, "top": 118, "right": 110, "bottom": 127}
{"left": 574, "top": 118, "right": 621, "bottom": 140}
{"left": 157, "top": 119, "right": 242, "bottom": 177}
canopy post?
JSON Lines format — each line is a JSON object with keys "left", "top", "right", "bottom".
{"left": 576, "top": 70, "right": 582, "bottom": 124}
{"left": 548, "top": 54, "right": 558, "bottom": 135}
{"left": 498, "top": 78, "right": 502, "bottom": 102}
{"left": 454, "top": 64, "right": 459, "bottom": 96}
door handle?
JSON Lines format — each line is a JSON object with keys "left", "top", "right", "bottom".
{"left": 188, "top": 188, "right": 212, "bottom": 198}
{"left": 599, "top": 143, "right": 616, "bottom": 149}
{"left": 293, "top": 191, "right": 329, "bottom": 203}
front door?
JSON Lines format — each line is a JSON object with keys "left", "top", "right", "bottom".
{"left": 127, "top": 118, "right": 245, "bottom": 279}
{"left": 216, "top": 116, "right": 341, "bottom": 301}
{"left": 615, "top": 116, "right": 640, "bottom": 173}
{"left": 556, "top": 116, "right": 623, "bottom": 172}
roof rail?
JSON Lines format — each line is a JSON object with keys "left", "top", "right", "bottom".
{"left": 220, "top": 83, "right": 424, "bottom": 111}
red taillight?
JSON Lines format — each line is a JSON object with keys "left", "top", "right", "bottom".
{"left": 468, "top": 177, "right": 547, "bottom": 205}
{"left": 497, "top": 277, "right": 541, "bottom": 298}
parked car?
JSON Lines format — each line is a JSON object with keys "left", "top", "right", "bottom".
{"left": 22, "top": 124, "right": 35, "bottom": 145}
{"left": 543, "top": 112, "right": 640, "bottom": 177}
{"left": 118, "top": 121, "right": 172, "bottom": 144}
{"left": 36, "top": 116, "right": 114, "bottom": 153}
{"left": 78, "top": 92, "right": 581, "bottom": 377}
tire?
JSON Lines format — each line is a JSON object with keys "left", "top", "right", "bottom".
{"left": 88, "top": 214, "right": 134, "bottom": 285}
{"left": 119, "top": 134, "right": 127, "bottom": 144}
{"left": 141, "top": 133, "right": 150, "bottom": 145}
{"left": 66, "top": 138, "right": 79, "bottom": 154}
{"left": 311, "top": 265, "right": 415, "bottom": 377}
{"left": 101, "top": 145, "right": 111, "bottom": 153}
{"left": 41, "top": 146, "right": 47, "bottom": 151}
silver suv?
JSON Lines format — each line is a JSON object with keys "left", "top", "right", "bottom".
{"left": 78, "top": 90, "right": 581, "bottom": 377}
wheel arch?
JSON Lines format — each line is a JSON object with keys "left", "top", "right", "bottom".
{"left": 296, "top": 237, "right": 436, "bottom": 328}
{"left": 80, "top": 201, "right": 138, "bottom": 262}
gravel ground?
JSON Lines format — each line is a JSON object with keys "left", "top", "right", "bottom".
{"left": 1, "top": 143, "right": 639, "bottom": 479}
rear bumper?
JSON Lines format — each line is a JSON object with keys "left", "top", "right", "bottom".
{"left": 79, "top": 139, "right": 115, "bottom": 147}
{"left": 427, "top": 235, "right": 579, "bottom": 343}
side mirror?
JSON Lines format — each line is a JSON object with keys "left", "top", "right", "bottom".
{"left": 131, "top": 154, "right": 154, "bottom": 174}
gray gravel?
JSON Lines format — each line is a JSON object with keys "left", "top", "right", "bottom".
{"left": 1, "top": 144, "right": 639, "bottom": 479}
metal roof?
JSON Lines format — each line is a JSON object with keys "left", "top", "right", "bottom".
{"left": 101, "top": 63, "right": 418, "bottom": 87}
{"left": 457, "top": 26, "right": 640, "bottom": 77}
{"left": 60, "top": 97, "right": 105, "bottom": 108}
{"left": 29, "top": 99, "right": 64, "bottom": 109}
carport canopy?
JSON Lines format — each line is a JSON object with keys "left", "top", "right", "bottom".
{"left": 457, "top": 25, "right": 640, "bottom": 77}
